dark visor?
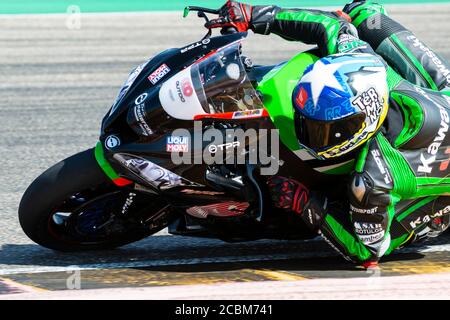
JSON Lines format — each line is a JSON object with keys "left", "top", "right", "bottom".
{"left": 295, "top": 112, "right": 366, "bottom": 151}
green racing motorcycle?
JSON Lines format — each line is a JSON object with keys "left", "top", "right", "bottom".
{"left": 18, "top": 6, "right": 355, "bottom": 251}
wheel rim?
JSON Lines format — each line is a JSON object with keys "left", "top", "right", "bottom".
{"left": 47, "top": 188, "right": 170, "bottom": 246}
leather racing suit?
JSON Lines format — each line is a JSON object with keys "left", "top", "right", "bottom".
{"left": 249, "top": 1, "right": 450, "bottom": 264}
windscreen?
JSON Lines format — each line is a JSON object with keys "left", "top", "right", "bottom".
{"left": 159, "top": 42, "right": 264, "bottom": 120}
{"left": 192, "top": 43, "right": 264, "bottom": 114}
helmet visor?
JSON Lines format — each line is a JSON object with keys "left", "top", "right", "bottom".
{"left": 296, "top": 112, "right": 366, "bottom": 151}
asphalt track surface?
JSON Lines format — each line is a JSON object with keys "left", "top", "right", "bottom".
{"left": 0, "top": 4, "right": 449, "bottom": 299}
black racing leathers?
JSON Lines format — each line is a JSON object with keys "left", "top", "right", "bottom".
{"left": 251, "top": 1, "right": 450, "bottom": 263}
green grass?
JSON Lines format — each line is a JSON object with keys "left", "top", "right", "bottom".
{"left": 0, "top": 0, "right": 449, "bottom": 14}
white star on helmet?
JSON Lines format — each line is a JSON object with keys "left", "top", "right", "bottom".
{"left": 300, "top": 58, "right": 375, "bottom": 107}
{"left": 300, "top": 60, "right": 346, "bottom": 107}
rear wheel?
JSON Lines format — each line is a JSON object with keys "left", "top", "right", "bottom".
{"left": 19, "top": 148, "right": 174, "bottom": 251}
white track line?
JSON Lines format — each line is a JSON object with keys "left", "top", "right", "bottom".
{"left": 2, "top": 273, "right": 450, "bottom": 300}
{"left": 0, "top": 243, "right": 448, "bottom": 276}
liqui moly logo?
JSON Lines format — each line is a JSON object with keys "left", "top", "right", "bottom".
{"left": 148, "top": 64, "right": 171, "bottom": 85}
{"left": 166, "top": 136, "right": 189, "bottom": 153}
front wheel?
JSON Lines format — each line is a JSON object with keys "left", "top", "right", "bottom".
{"left": 18, "top": 148, "right": 174, "bottom": 251}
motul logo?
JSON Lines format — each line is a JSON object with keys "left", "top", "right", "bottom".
{"left": 418, "top": 105, "right": 449, "bottom": 173}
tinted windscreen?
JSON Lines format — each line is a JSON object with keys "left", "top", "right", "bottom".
{"left": 191, "top": 43, "right": 264, "bottom": 114}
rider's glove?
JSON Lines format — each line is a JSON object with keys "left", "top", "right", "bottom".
{"left": 205, "top": 1, "right": 253, "bottom": 32}
{"left": 267, "top": 176, "right": 309, "bottom": 215}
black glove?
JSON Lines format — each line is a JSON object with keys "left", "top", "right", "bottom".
{"left": 205, "top": 1, "right": 253, "bottom": 33}
{"left": 267, "top": 176, "right": 309, "bottom": 215}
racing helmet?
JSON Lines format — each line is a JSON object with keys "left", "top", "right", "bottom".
{"left": 293, "top": 53, "right": 389, "bottom": 159}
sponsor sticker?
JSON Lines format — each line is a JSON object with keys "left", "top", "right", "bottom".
{"left": 181, "top": 78, "right": 193, "bottom": 97}
{"left": 337, "top": 34, "right": 367, "bottom": 53}
{"left": 409, "top": 205, "right": 450, "bottom": 229}
{"left": 105, "top": 135, "right": 120, "bottom": 149}
{"left": 135, "top": 93, "right": 148, "bottom": 105}
{"left": 371, "top": 149, "right": 392, "bottom": 184}
{"left": 352, "top": 87, "right": 383, "bottom": 123}
{"left": 132, "top": 92, "right": 153, "bottom": 136}
{"left": 208, "top": 141, "right": 240, "bottom": 153}
{"left": 166, "top": 136, "right": 189, "bottom": 153}
{"left": 354, "top": 222, "right": 384, "bottom": 236}
{"left": 180, "top": 38, "right": 211, "bottom": 54}
{"left": 148, "top": 64, "right": 171, "bottom": 85}
{"left": 295, "top": 87, "right": 309, "bottom": 109}
{"left": 232, "top": 109, "right": 263, "bottom": 119}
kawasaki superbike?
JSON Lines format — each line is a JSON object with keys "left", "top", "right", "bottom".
{"left": 19, "top": 6, "right": 353, "bottom": 251}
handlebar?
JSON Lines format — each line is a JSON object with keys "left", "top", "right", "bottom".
{"left": 183, "top": 5, "right": 238, "bottom": 40}
{"left": 183, "top": 6, "right": 220, "bottom": 17}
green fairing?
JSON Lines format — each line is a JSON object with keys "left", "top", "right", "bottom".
{"left": 257, "top": 52, "right": 356, "bottom": 175}
{"left": 257, "top": 52, "right": 318, "bottom": 152}
{"left": 94, "top": 142, "right": 120, "bottom": 181}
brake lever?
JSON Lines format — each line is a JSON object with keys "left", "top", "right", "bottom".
{"left": 184, "top": 6, "right": 219, "bottom": 40}
{"left": 197, "top": 11, "right": 212, "bottom": 40}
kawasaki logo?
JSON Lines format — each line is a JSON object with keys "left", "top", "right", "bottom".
{"left": 407, "top": 35, "right": 450, "bottom": 85}
{"left": 409, "top": 205, "right": 450, "bottom": 229}
{"left": 418, "top": 105, "right": 449, "bottom": 173}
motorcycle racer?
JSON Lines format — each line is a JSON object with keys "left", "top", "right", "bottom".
{"left": 206, "top": 0, "right": 450, "bottom": 267}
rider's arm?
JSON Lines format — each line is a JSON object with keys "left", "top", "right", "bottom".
{"left": 250, "top": 5, "right": 361, "bottom": 56}
{"left": 343, "top": 1, "right": 450, "bottom": 91}
{"left": 250, "top": 4, "right": 405, "bottom": 90}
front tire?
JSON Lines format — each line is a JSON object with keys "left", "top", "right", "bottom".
{"left": 19, "top": 148, "right": 171, "bottom": 251}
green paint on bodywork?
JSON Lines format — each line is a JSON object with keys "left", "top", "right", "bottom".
{"left": 95, "top": 141, "right": 120, "bottom": 181}
{"left": 322, "top": 160, "right": 356, "bottom": 175}
{"left": 257, "top": 52, "right": 319, "bottom": 152}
